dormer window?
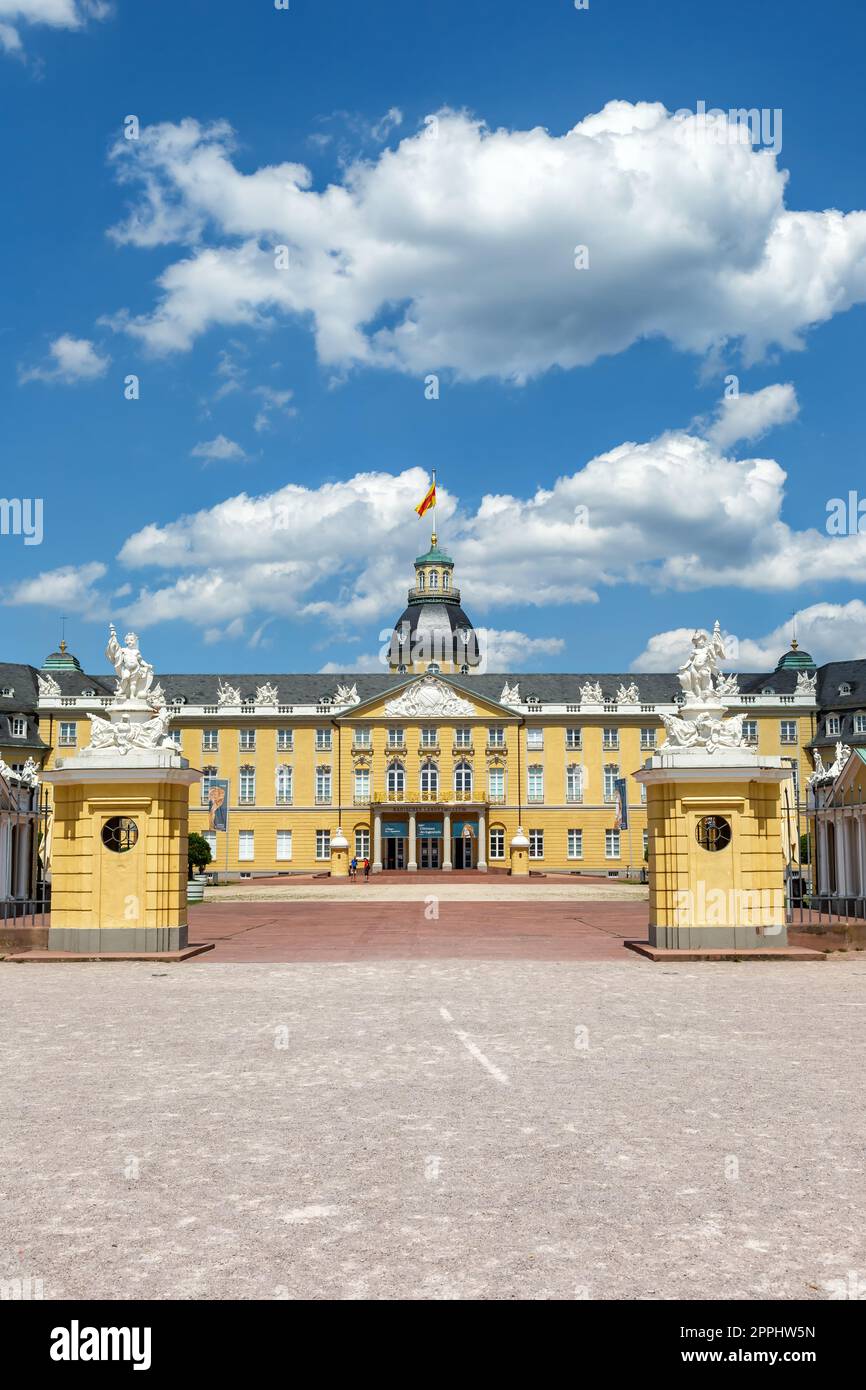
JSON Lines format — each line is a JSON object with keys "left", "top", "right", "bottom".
{"left": 0, "top": 687, "right": 13, "bottom": 697}
{"left": 427, "top": 662, "right": 441, "bottom": 674}
{"left": 429, "top": 571, "right": 439, "bottom": 590}
{"left": 763, "top": 687, "right": 775, "bottom": 696}
{"left": 840, "top": 683, "right": 852, "bottom": 696}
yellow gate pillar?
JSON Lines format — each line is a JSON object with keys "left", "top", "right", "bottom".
{"left": 330, "top": 827, "right": 350, "bottom": 878}
{"left": 510, "top": 827, "right": 530, "bottom": 877}
{"left": 43, "top": 626, "right": 201, "bottom": 954}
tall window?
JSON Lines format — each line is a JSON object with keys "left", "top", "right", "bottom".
{"left": 454, "top": 761, "right": 473, "bottom": 796}
{"left": 10, "top": 717, "right": 25, "bottom": 737}
{"left": 353, "top": 727, "right": 371, "bottom": 748}
{"left": 276, "top": 765, "right": 293, "bottom": 804}
{"left": 276, "top": 831, "right": 293, "bottom": 862}
{"left": 489, "top": 827, "right": 505, "bottom": 859}
{"left": 239, "top": 766, "right": 256, "bottom": 804}
{"left": 417, "top": 571, "right": 425, "bottom": 590}
{"left": 643, "top": 829, "right": 649, "bottom": 856}
{"left": 203, "top": 728, "right": 219, "bottom": 752}
{"left": 238, "top": 830, "right": 254, "bottom": 862}
{"left": 780, "top": 721, "right": 798, "bottom": 744}
{"left": 420, "top": 761, "right": 438, "bottom": 796}
{"left": 565, "top": 727, "right": 582, "bottom": 750}
{"left": 59, "top": 722, "right": 77, "bottom": 746}
{"left": 315, "top": 830, "right": 331, "bottom": 860}
{"left": 387, "top": 762, "right": 405, "bottom": 797}
{"left": 355, "top": 828, "right": 370, "bottom": 859}
{"left": 420, "top": 726, "right": 438, "bottom": 747}
{"left": 201, "top": 766, "right": 218, "bottom": 805}
{"left": 277, "top": 729, "right": 293, "bottom": 751}
{"left": 855, "top": 715, "right": 866, "bottom": 735}
{"left": 354, "top": 767, "right": 371, "bottom": 803}
{"left": 529, "top": 829, "right": 544, "bottom": 860}
{"left": 640, "top": 728, "right": 656, "bottom": 750}
{"left": 203, "top": 830, "right": 217, "bottom": 860}
{"left": 387, "top": 726, "right": 404, "bottom": 748}
{"left": 454, "top": 726, "right": 472, "bottom": 748}
{"left": 442, "top": 572, "right": 450, "bottom": 591}
{"left": 316, "top": 727, "right": 332, "bottom": 751}
{"left": 743, "top": 720, "right": 758, "bottom": 744}
{"left": 488, "top": 727, "right": 505, "bottom": 748}
{"left": 827, "top": 716, "right": 841, "bottom": 736}
{"left": 603, "top": 763, "right": 619, "bottom": 803}
{"left": 239, "top": 728, "right": 256, "bottom": 752}
{"left": 527, "top": 765, "right": 544, "bottom": 802}
{"left": 316, "top": 767, "right": 332, "bottom": 803}
{"left": 605, "top": 830, "right": 621, "bottom": 859}
{"left": 429, "top": 570, "right": 439, "bottom": 590}
{"left": 602, "top": 727, "right": 619, "bottom": 750}
{"left": 488, "top": 767, "right": 505, "bottom": 802}
{"left": 526, "top": 727, "right": 544, "bottom": 750}
{"left": 566, "top": 764, "right": 583, "bottom": 803}
{"left": 567, "top": 829, "right": 583, "bottom": 860}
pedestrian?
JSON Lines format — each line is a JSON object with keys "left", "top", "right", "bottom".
{"left": 349, "top": 856, "right": 357, "bottom": 881}
{"left": 363, "top": 857, "right": 370, "bottom": 881}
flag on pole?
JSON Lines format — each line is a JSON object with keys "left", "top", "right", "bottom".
{"left": 415, "top": 479, "right": 436, "bottom": 518}
{"left": 614, "top": 777, "right": 629, "bottom": 830}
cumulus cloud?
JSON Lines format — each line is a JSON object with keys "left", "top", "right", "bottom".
{"left": 101, "top": 103, "right": 866, "bottom": 381}
{"left": 190, "top": 434, "right": 248, "bottom": 464}
{"left": 3, "top": 561, "right": 107, "bottom": 617}
{"left": 632, "top": 601, "right": 866, "bottom": 671}
{"left": 19, "top": 334, "right": 110, "bottom": 384}
{"left": 0, "top": 0, "right": 111, "bottom": 57}
{"left": 704, "top": 382, "right": 799, "bottom": 449}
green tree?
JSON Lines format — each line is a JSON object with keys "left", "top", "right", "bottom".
{"left": 188, "top": 831, "right": 213, "bottom": 878}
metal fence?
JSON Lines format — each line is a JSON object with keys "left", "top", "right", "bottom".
{"left": 789, "top": 779, "right": 866, "bottom": 932}
{"left": 0, "top": 772, "right": 51, "bottom": 931}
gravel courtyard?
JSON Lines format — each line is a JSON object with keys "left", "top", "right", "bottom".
{"left": 3, "top": 958, "right": 865, "bottom": 1301}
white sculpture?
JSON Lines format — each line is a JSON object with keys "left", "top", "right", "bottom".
{"left": 106, "top": 624, "right": 154, "bottom": 702}
{"left": 660, "top": 709, "right": 746, "bottom": 752}
{"left": 21, "top": 757, "right": 39, "bottom": 787}
{"left": 255, "top": 682, "right": 280, "bottom": 707}
{"left": 384, "top": 675, "right": 475, "bottom": 718}
{"left": 217, "top": 679, "right": 242, "bottom": 707}
{"left": 580, "top": 681, "right": 604, "bottom": 704}
{"left": 795, "top": 670, "right": 817, "bottom": 695}
{"left": 37, "top": 672, "right": 61, "bottom": 698}
{"left": 678, "top": 621, "right": 727, "bottom": 704}
{"left": 87, "top": 706, "right": 175, "bottom": 757}
{"left": 334, "top": 683, "right": 360, "bottom": 707}
{"left": 500, "top": 682, "right": 520, "bottom": 704}
{"left": 715, "top": 672, "right": 740, "bottom": 698}
{"left": 616, "top": 681, "right": 640, "bottom": 704}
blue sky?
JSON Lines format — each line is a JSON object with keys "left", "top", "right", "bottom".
{"left": 2, "top": 0, "right": 866, "bottom": 677}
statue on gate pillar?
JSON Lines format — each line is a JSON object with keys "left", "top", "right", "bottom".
{"left": 106, "top": 624, "right": 155, "bottom": 702}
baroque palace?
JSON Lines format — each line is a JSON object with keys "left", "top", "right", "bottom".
{"left": 0, "top": 531, "right": 860, "bottom": 880}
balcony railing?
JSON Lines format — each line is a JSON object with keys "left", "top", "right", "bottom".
{"left": 315, "top": 794, "right": 332, "bottom": 805}
{"left": 371, "top": 787, "right": 480, "bottom": 804}
{"left": 353, "top": 794, "right": 371, "bottom": 805}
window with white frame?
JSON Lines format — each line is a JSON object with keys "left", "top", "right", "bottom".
{"left": 855, "top": 714, "right": 866, "bottom": 735}
{"left": 454, "top": 726, "right": 472, "bottom": 748}
{"left": 239, "top": 728, "right": 256, "bottom": 751}
{"left": 567, "top": 828, "right": 583, "bottom": 860}
{"left": 640, "top": 781, "right": 646, "bottom": 804}
{"left": 527, "top": 764, "right": 544, "bottom": 802}
{"left": 387, "top": 762, "right": 405, "bottom": 796}
{"left": 387, "top": 726, "right": 405, "bottom": 748}
{"left": 200, "top": 767, "right": 218, "bottom": 805}
{"left": 354, "top": 767, "right": 371, "bottom": 802}
{"left": 353, "top": 727, "right": 371, "bottom": 748}
{"left": 488, "top": 766, "right": 505, "bottom": 802}
{"left": 454, "top": 760, "right": 473, "bottom": 795}
{"left": 643, "top": 829, "right": 649, "bottom": 857}
{"left": 487, "top": 726, "right": 505, "bottom": 747}
{"left": 640, "top": 727, "right": 656, "bottom": 749}
{"left": 276, "top": 830, "right": 293, "bottom": 862}
{"left": 316, "top": 727, "right": 332, "bottom": 751}
{"left": 203, "top": 831, "right": 217, "bottom": 860}
{"left": 603, "top": 763, "right": 619, "bottom": 803}
{"left": 277, "top": 728, "right": 293, "bottom": 751}
{"left": 489, "top": 827, "right": 505, "bottom": 859}
{"left": 827, "top": 715, "right": 841, "bottom": 736}
{"left": 10, "top": 717, "right": 25, "bottom": 737}
{"left": 743, "top": 720, "right": 758, "bottom": 744}
{"left": 780, "top": 720, "right": 798, "bottom": 744}
{"left": 59, "top": 721, "right": 77, "bottom": 746}
{"left": 565, "top": 727, "right": 582, "bottom": 750}
{"left": 276, "top": 765, "right": 293, "bottom": 804}
{"left": 238, "top": 830, "right": 254, "bottom": 862}
{"left": 602, "top": 727, "right": 619, "bottom": 750}
{"left": 566, "top": 764, "right": 583, "bottom": 803}
{"left": 605, "top": 829, "right": 621, "bottom": 859}
{"left": 202, "top": 728, "right": 219, "bottom": 752}
{"left": 239, "top": 766, "right": 256, "bottom": 804}
{"left": 355, "top": 828, "right": 370, "bottom": 859}
{"left": 421, "top": 726, "right": 438, "bottom": 747}
{"left": 526, "top": 727, "right": 544, "bottom": 750}
{"left": 316, "top": 767, "right": 332, "bottom": 803}
{"left": 528, "top": 829, "right": 544, "bottom": 859}
{"left": 420, "top": 761, "right": 438, "bottom": 795}
{"left": 316, "top": 829, "right": 331, "bottom": 860}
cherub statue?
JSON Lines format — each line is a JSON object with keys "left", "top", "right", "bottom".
{"left": 106, "top": 624, "right": 154, "bottom": 702}
{"left": 678, "top": 621, "right": 727, "bottom": 704}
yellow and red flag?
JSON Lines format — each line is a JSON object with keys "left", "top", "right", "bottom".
{"left": 415, "top": 479, "right": 436, "bottom": 518}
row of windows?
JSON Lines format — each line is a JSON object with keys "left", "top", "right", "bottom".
{"left": 825, "top": 714, "right": 866, "bottom": 736}
{"left": 207, "top": 826, "right": 643, "bottom": 865}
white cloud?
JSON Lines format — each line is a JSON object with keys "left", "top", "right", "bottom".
{"left": 101, "top": 103, "right": 866, "bottom": 381}
{"left": 190, "top": 434, "right": 248, "bottom": 464}
{"left": 704, "top": 382, "right": 799, "bottom": 449}
{"left": 0, "top": 0, "right": 110, "bottom": 56}
{"left": 475, "top": 628, "right": 565, "bottom": 670}
{"left": 3, "top": 561, "right": 107, "bottom": 616}
{"left": 19, "top": 334, "right": 110, "bottom": 384}
{"left": 632, "top": 601, "right": 866, "bottom": 671}
{"left": 252, "top": 385, "right": 295, "bottom": 433}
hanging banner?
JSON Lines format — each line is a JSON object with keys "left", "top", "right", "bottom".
{"left": 382, "top": 821, "right": 408, "bottom": 838}
{"left": 451, "top": 820, "right": 476, "bottom": 838}
{"left": 417, "top": 821, "right": 442, "bottom": 838}
{"left": 207, "top": 779, "right": 229, "bottom": 832}
{"left": 614, "top": 777, "right": 629, "bottom": 831}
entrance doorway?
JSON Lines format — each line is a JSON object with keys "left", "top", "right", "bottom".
{"left": 453, "top": 836, "right": 474, "bottom": 870}
{"left": 384, "top": 838, "right": 406, "bottom": 870}
{"left": 419, "top": 838, "right": 441, "bottom": 870}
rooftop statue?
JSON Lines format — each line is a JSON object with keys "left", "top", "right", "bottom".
{"left": 678, "top": 621, "right": 727, "bottom": 704}
{"left": 106, "top": 624, "right": 154, "bottom": 703}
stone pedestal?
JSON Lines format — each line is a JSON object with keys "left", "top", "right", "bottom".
{"left": 44, "top": 749, "right": 200, "bottom": 953}
{"left": 330, "top": 827, "right": 349, "bottom": 878}
{"left": 634, "top": 752, "right": 791, "bottom": 950}
{"left": 510, "top": 827, "right": 530, "bottom": 877}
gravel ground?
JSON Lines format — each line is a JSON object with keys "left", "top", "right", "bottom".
{"left": 205, "top": 881, "right": 649, "bottom": 903}
{"left": 2, "top": 959, "right": 865, "bottom": 1301}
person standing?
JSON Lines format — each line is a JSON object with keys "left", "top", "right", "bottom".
{"left": 363, "top": 857, "right": 370, "bottom": 881}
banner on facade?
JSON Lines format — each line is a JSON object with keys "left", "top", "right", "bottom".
{"left": 207, "top": 779, "right": 229, "bottom": 832}
{"left": 614, "top": 777, "right": 628, "bottom": 831}
{"left": 382, "top": 821, "right": 408, "bottom": 838}
{"left": 452, "top": 820, "right": 476, "bottom": 838}
{"left": 417, "top": 821, "right": 442, "bottom": 838}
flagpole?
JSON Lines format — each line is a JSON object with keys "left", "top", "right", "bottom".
{"left": 431, "top": 468, "right": 437, "bottom": 544}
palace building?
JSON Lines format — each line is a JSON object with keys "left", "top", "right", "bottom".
{"left": 0, "top": 533, "right": 857, "bottom": 878}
